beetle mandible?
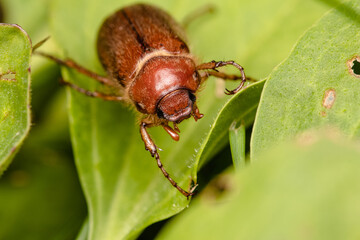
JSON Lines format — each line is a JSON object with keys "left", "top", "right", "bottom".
{"left": 37, "top": 3, "right": 248, "bottom": 198}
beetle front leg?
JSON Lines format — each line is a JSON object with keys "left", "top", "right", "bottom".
{"left": 140, "top": 121, "right": 195, "bottom": 198}
{"left": 140, "top": 121, "right": 158, "bottom": 156}
{"left": 197, "top": 60, "right": 247, "bottom": 95}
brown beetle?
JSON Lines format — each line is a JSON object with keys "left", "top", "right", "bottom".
{"left": 37, "top": 3, "right": 247, "bottom": 198}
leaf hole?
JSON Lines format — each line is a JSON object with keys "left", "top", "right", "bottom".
{"left": 352, "top": 59, "right": 360, "bottom": 75}
{"left": 347, "top": 56, "right": 360, "bottom": 78}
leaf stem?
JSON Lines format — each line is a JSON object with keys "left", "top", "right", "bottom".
{"left": 229, "top": 121, "right": 246, "bottom": 171}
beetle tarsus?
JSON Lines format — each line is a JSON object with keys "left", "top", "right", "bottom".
{"left": 197, "top": 60, "right": 247, "bottom": 94}
{"left": 224, "top": 77, "right": 246, "bottom": 95}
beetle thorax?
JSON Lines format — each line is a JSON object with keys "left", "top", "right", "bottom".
{"left": 129, "top": 53, "right": 200, "bottom": 122}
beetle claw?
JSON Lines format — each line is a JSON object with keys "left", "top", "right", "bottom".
{"left": 224, "top": 88, "right": 236, "bottom": 95}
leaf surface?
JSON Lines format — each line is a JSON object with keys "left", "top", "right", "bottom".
{"left": 0, "top": 24, "right": 31, "bottom": 174}
{"left": 158, "top": 133, "right": 360, "bottom": 240}
{"left": 251, "top": 0, "right": 360, "bottom": 159}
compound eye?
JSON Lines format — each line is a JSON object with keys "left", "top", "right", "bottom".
{"left": 189, "top": 92, "right": 196, "bottom": 103}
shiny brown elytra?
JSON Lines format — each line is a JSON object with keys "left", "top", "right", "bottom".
{"left": 37, "top": 3, "right": 247, "bottom": 198}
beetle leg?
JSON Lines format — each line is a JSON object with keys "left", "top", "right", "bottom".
{"left": 205, "top": 71, "right": 257, "bottom": 82}
{"left": 162, "top": 123, "right": 180, "bottom": 141}
{"left": 60, "top": 78, "right": 124, "bottom": 101}
{"left": 35, "top": 51, "right": 119, "bottom": 88}
{"left": 140, "top": 121, "right": 195, "bottom": 198}
{"left": 197, "top": 60, "right": 247, "bottom": 95}
{"left": 140, "top": 121, "right": 157, "bottom": 156}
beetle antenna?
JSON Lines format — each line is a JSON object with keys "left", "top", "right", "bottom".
{"left": 32, "top": 36, "right": 50, "bottom": 52}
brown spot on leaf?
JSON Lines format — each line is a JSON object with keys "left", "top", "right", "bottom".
{"left": 322, "top": 89, "right": 336, "bottom": 109}
{"left": 347, "top": 56, "right": 360, "bottom": 78}
{"left": 0, "top": 70, "right": 16, "bottom": 81}
{"left": 296, "top": 128, "right": 342, "bottom": 147}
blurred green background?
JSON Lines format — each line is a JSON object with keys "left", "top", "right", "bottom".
{"left": 0, "top": 0, "right": 87, "bottom": 239}
{"left": 1, "top": 0, "right": 360, "bottom": 239}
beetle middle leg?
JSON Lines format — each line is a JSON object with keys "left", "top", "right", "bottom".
{"left": 197, "top": 60, "right": 247, "bottom": 95}
{"left": 35, "top": 51, "right": 119, "bottom": 88}
{"left": 60, "top": 78, "right": 124, "bottom": 101}
{"left": 35, "top": 51, "right": 124, "bottom": 101}
{"left": 140, "top": 120, "right": 195, "bottom": 198}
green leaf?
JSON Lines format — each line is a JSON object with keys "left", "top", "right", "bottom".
{"left": 3, "top": 0, "right": 63, "bottom": 120}
{"left": 1, "top": 2, "right": 86, "bottom": 239}
{"left": 49, "top": 0, "right": 329, "bottom": 238}
{"left": 195, "top": 80, "right": 265, "bottom": 169}
{"left": 0, "top": 24, "right": 31, "bottom": 174}
{"left": 157, "top": 132, "right": 360, "bottom": 240}
{"left": 76, "top": 218, "right": 89, "bottom": 240}
{"left": 251, "top": 0, "right": 360, "bottom": 159}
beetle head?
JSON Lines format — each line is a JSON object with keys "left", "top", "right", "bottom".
{"left": 156, "top": 89, "right": 196, "bottom": 122}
